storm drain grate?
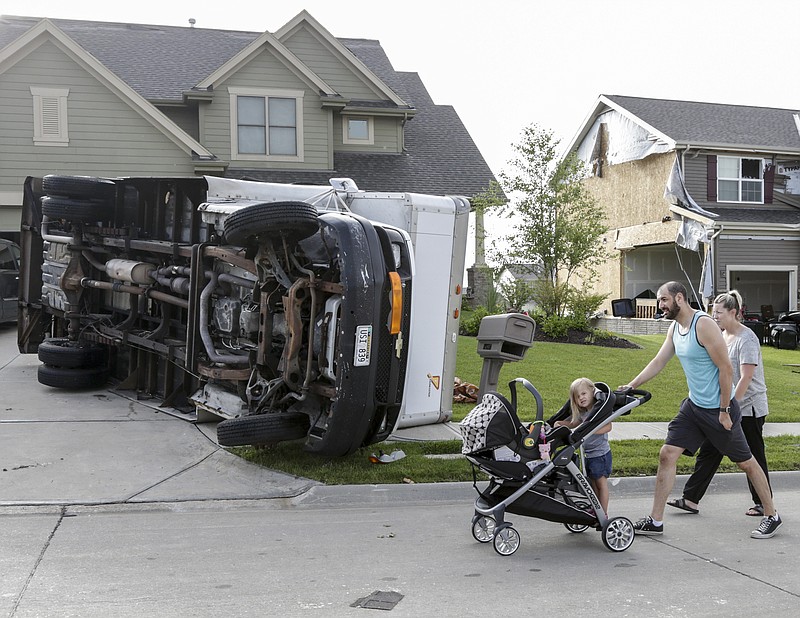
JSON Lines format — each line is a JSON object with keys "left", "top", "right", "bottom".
{"left": 351, "top": 590, "right": 404, "bottom": 610}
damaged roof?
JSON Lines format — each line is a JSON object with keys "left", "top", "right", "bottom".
{"left": 568, "top": 94, "right": 800, "bottom": 156}
{"left": 604, "top": 95, "right": 800, "bottom": 153}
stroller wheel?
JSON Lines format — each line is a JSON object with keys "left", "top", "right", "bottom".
{"left": 564, "top": 523, "right": 589, "bottom": 533}
{"left": 471, "top": 516, "right": 496, "bottom": 543}
{"left": 493, "top": 526, "right": 521, "bottom": 556}
{"left": 602, "top": 516, "right": 635, "bottom": 552}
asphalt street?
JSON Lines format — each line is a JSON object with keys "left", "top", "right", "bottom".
{"left": 2, "top": 323, "right": 800, "bottom": 617}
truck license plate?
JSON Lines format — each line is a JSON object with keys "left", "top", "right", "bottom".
{"left": 354, "top": 325, "right": 372, "bottom": 366}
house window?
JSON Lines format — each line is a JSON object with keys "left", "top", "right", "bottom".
{"left": 229, "top": 87, "right": 304, "bottom": 161}
{"left": 718, "top": 156, "right": 763, "bottom": 203}
{"left": 343, "top": 116, "right": 374, "bottom": 145}
{"left": 30, "top": 86, "right": 69, "bottom": 146}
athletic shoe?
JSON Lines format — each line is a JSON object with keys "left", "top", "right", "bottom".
{"left": 751, "top": 514, "right": 782, "bottom": 539}
{"left": 633, "top": 516, "right": 663, "bottom": 535}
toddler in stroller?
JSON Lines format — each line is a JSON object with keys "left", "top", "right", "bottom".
{"left": 554, "top": 377, "right": 614, "bottom": 516}
{"left": 460, "top": 377, "right": 650, "bottom": 556}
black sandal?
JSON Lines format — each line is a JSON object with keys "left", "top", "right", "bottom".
{"left": 667, "top": 497, "right": 699, "bottom": 514}
{"left": 746, "top": 504, "right": 764, "bottom": 517}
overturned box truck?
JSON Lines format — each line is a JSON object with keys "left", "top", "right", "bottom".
{"left": 17, "top": 175, "right": 469, "bottom": 456}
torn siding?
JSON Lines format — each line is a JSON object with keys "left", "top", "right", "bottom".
{"left": 576, "top": 110, "right": 672, "bottom": 170}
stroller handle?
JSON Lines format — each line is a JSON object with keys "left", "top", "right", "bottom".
{"left": 614, "top": 387, "right": 651, "bottom": 405}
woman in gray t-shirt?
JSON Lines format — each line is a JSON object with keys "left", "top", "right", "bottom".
{"left": 668, "top": 290, "right": 771, "bottom": 516}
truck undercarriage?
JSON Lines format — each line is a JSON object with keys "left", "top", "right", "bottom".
{"left": 18, "top": 175, "right": 413, "bottom": 457}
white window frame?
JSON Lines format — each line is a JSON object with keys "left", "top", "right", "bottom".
{"left": 30, "top": 86, "right": 69, "bottom": 146}
{"left": 342, "top": 115, "right": 374, "bottom": 145}
{"left": 725, "top": 263, "right": 798, "bottom": 311}
{"left": 229, "top": 87, "right": 304, "bottom": 162}
{"left": 717, "top": 156, "right": 764, "bottom": 204}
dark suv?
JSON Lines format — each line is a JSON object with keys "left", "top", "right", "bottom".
{"left": 17, "top": 175, "right": 413, "bottom": 456}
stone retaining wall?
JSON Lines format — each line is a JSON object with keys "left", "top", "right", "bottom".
{"left": 593, "top": 316, "right": 672, "bottom": 336}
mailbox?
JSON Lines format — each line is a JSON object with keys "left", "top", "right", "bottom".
{"left": 476, "top": 313, "right": 536, "bottom": 361}
{"left": 476, "top": 313, "right": 536, "bottom": 395}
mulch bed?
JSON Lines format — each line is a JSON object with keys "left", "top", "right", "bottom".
{"left": 534, "top": 328, "right": 640, "bottom": 349}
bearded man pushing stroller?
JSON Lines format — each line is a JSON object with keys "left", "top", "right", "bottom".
{"left": 619, "top": 281, "right": 781, "bottom": 539}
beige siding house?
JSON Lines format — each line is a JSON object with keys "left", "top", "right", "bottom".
{"left": 0, "top": 10, "right": 496, "bottom": 236}
{"left": 567, "top": 95, "right": 800, "bottom": 317}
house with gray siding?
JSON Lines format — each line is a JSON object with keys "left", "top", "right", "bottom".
{"left": 0, "top": 11, "right": 496, "bottom": 239}
{"left": 567, "top": 94, "right": 800, "bottom": 317}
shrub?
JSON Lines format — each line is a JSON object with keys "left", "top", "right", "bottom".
{"left": 460, "top": 306, "right": 490, "bottom": 336}
{"left": 566, "top": 288, "right": 607, "bottom": 328}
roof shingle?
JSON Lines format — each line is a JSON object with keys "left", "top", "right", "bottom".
{"left": 605, "top": 94, "right": 800, "bottom": 152}
{"left": 0, "top": 15, "right": 497, "bottom": 197}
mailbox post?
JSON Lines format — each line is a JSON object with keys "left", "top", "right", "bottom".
{"left": 476, "top": 313, "right": 536, "bottom": 395}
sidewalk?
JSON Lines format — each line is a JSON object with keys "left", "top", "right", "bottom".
{"left": 389, "top": 419, "right": 800, "bottom": 442}
{"left": 2, "top": 322, "right": 799, "bottom": 508}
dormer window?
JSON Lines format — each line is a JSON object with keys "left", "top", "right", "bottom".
{"left": 229, "top": 87, "right": 304, "bottom": 161}
{"left": 718, "top": 156, "right": 764, "bottom": 203}
{"left": 343, "top": 116, "right": 374, "bottom": 145}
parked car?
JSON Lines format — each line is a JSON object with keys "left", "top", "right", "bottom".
{"left": 0, "top": 238, "right": 20, "bottom": 324}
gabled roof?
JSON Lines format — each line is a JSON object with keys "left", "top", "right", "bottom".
{"left": 0, "top": 13, "right": 411, "bottom": 110}
{"left": 0, "top": 15, "right": 258, "bottom": 101}
{"left": 275, "top": 10, "right": 409, "bottom": 108}
{"left": 567, "top": 94, "right": 800, "bottom": 156}
{"left": 0, "top": 13, "right": 497, "bottom": 197}
{"left": 232, "top": 70, "right": 496, "bottom": 197}
{"left": 0, "top": 17, "right": 218, "bottom": 162}
{"left": 195, "top": 28, "right": 339, "bottom": 97}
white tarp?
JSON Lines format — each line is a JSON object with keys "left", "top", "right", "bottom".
{"left": 576, "top": 110, "right": 673, "bottom": 168}
{"left": 699, "top": 247, "right": 714, "bottom": 301}
{"left": 675, "top": 217, "right": 716, "bottom": 307}
{"left": 675, "top": 217, "right": 708, "bottom": 252}
{"left": 664, "top": 155, "right": 718, "bottom": 219}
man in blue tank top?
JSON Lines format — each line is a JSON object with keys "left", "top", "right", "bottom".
{"left": 620, "top": 281, "right": 781, "bottom": 539}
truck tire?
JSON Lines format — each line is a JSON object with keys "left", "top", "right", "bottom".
{"left": 223, "top": 201, "right": 319, "bottom": 246}
{"left": 42, "top": 175, "right": 116, "bottom": 202}
{"left": 216, "top": 411, "right": 310, "bottom": 446}
{"left": 37, "top": 364, "right": 109, "bottom": 389}
{"left": 37, "top": 338, "right": 108, "bottom": 369}
{"left": 41, "top": 196, "right": 106, "bottom": 223}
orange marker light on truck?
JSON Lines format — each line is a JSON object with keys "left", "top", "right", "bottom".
{"left": 388, "top": 271, "right": 402, "bottom": 334}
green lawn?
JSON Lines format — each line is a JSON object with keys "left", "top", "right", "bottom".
{"left": 453, "top": 334, "right": 800, "bottom": 423}
{"left": 232, "top": 436, "right": 800, "bottom": 485}
{"left": 231, "top": 332, "right": 800, "bottom": 484}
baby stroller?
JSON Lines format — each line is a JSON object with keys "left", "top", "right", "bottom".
{"left": 460, "top": 377, "right": 651, "bottom": 556}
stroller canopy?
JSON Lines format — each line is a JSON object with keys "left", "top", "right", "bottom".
{"left": 460, "top": 392, "right": 521, "bottom": 456}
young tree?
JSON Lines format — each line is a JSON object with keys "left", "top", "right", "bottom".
{"left": 498, "top": 277, "right": 535, "bottom": 313}
{"left": 492, "top": 124, "right": 609, "bottom": 317}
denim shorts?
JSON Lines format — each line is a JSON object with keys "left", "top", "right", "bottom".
{"left": 585, "top": 450, "right": 612, "bottom": 479}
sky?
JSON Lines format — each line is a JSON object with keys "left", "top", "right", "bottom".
{"left": 4, "top": 0, "right": 799, "bottom": 180}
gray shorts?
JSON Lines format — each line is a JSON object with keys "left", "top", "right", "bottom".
{"left": 665, "top": 398, "right": 752, "bottom": 462}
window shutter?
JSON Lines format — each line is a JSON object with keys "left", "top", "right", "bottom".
{"left": 764, "top": 163, "right": 775, "bottom": 203}
{"left": 41, "top": 97, "right": 61, "bottom": 137}
{"left": 706, "top": 155, "right": 717, "bottom": 202}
